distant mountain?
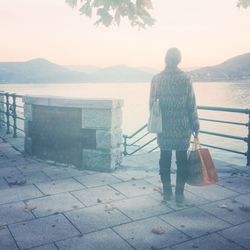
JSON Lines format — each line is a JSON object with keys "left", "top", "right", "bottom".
{"left": 189, "top": 53, "right": 250, "bottom": 81}
{"left": 0, "top": 53, "right": 249, "bottom": 83}
{"left": 0, "top": 58, "right": 88, "bottom": 83}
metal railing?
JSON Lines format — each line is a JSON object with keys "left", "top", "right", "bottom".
{"left": 123, "top": 106, "right": 250, "bottom": 166}
{"left": 0, "top": 92, "right": 24, "bottom": 137}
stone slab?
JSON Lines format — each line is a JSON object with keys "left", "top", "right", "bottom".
{"left": 9, "top": 214, "right": 79, "bottom": 249}
{"left": 36, "top": 178, "right": 85, "bottom": 195}
{"left": 75, "top": 173, "right": 122, "bottom": 188}
{"left": 112, "top": 195, "right": 172, "bottom": 220}
{"left": 219, "top": 222, "right": 250, "bottom": 249}
{"left": 65, "top": 205, "right": 130, "bottom": 234}
{"left": 112, "top": 169, "right": 156, "bottom": 182}
{"left": 96, "top": 128, "right": 122, "bottom": 149}
{"left": 218, "top": 176, "right": 250, "bottom": 194}
{"left": 0, "top": 185, "right": 43, "bottom": 205}
{"left": 200, "top": 198, "right": 250, "bottom": 225}
{"left": 160, "top": 207, "right": 231, "bottom": 238}
{"left": 0, "top": 167, "right": 22, "bottom": 178}
{"left": 0, "top": 201, "right": 34, "bottom": 226}
{"left": 186, "top": 184, "right": 238, "bottom": 201}
{"left": 30, "top": 244, "right": 58, "bottom": 250}
{"left": 0, "top": 227, "right": 18, "bottom": 250}
{"left": 56, "top": 228, "right": 133, "bottom": 250}
{"left": 24, "top": 95, "right": 123, "bottom": 109}
{"left": 172, "top": 233, "right": 245, "bottom": 250}
{"left": 235, "top": 193, "right": 250, "bottom": 207}
{"left": 26, "top": 193, "right": 84, "bottom": 217}
{"left": 110, "top": 179, "right": 156, "bottom": 198}
{"left": 0, "top": 177, "right": 9, "bottom": 190}
{"left": 113, "top": 217, "right": 188, "bottom": 250}
{"left": 71, "top": 185, "right": 125, "bottom": 206}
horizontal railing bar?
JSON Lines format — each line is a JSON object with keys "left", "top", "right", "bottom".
{"left": 199, "top": 118, "right": 248, "bottom": 126}
{"left": 197, "top": 105, "right": 250, "bottom": 114}
{"left": 125, "top": 124, "right": 147, "bottom": 139}
{"left": 16, "top": 116, "right": 24, "bottom": 121}
{"left": 199, "top": 130, "right": 247, "bottom": 142}
{"left": 129, "top": 132, "right": 151, "bottom": 146}
{"left": 127, "top": 137, "right": 157, "bottom": 155}
{"left": 16, "top": 105, "right": 24, "bottom": 109}
{"left": 16, "top": 127, "right": 24, "bottom": 132}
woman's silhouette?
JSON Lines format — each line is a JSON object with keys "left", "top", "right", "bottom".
{"left": 149, "top": 48, "right": 199, "bottom": 203}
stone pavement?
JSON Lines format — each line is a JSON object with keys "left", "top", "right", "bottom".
{"left": 0, "top": 137, "right": 250, "bottom": 250}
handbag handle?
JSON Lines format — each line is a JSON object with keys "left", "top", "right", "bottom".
{"left": 192, "top": 136, "right": 201, "bottom": 151}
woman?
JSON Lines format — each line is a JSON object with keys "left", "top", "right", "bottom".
{"left": 149, "top": 48, "right": 199, "bottom": 203}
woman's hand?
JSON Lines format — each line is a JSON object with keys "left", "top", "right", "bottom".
{"left": 192, "top": 131, "right": 199, "bottom": 138}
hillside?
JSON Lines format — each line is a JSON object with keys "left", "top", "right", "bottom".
{"left": 0, "top": 58, "right": 88, "bottom": 83}
{"left": 189, "top": 53, "right": 250, "bottom": 81}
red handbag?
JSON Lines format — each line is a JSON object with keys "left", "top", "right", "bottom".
{"left": 187, "top": 137, "right": 219, "bottom": 186}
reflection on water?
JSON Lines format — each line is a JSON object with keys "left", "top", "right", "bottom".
{"left": 0, "top": 82, "right": 249, "bottom": 166}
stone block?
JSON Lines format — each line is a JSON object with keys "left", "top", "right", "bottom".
{"left": 82, "top": 148, "right": 121, "bottom": 172}
{"left": 56, "top": 228, "right": 133, "bottom": 250}
{"left": 31, "top": 243, "right": 58, "bottom": 250}
{"left": 0, "top": 227, "right": 18, "bottom": 250}
{"left": 82, "top": 109, "right": 112, "bottom": 128}
{"left": 24, "top": 103, "right": 32, "bottom": 121}
{"left": 113, "top": 217, "right": 188, "bottom": 250}
{"left": 0, "top": 201, "right": 34, "bottom": 226}
{"left": 65, "top": 205, "right": 130, "bottom": 234}
{"left": 24, "top": 136, "right": 32, "bottom": 155}
{"left": 160, "top": 207, "right": 230, "bottom": 238}
{"left": 96, "top": 128, "right": 122, "bottom": 149}
{"left": 9, "top": 214, "right": 79, "bottom": 249}
{"left": 26, "top": 193, "right": 84, "bottom": 217}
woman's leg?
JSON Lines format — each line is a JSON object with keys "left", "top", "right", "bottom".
{"left": 175, "top": 150, "right": 188, "bottom": 203}
{"left": 159, "top": 150, "right": 172, "bottom": 200}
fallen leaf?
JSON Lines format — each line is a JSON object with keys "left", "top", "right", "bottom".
{"left": 24, "top": 205, "right": 37, "bottom": 212}
{"left": 151, "top": 227, "right": 165, "bottom": 235}
{"left": 153, "top": 186, "right": 162, "bottom": 193}
{"left": 105, "top": 203, "right": 114, "bottom": 211}
{"left": 97, "top": 198, "right": 102, "bottom": 203}
{"left": 131, "top": 177, "right": 136, "bottom": 180}
{"left": 217, "top": 204, "right": 228, "bottom": 209}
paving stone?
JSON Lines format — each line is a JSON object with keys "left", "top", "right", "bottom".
{"left": 0, "top": 185, "right": 43, "bottom": 205}
{"left": 112, "top": 169, "right": 156, "bottom": 181}
{"left": 0, "top": 177, "right": 9, "bottom": 189}
{"left": 113, "top": 195, "right": 172, "bottom": 220}
{"left": 0, "top": 227, "right": 18, "bottom": 250}
{"left": 110, "top": 179, "right": 156, "bottom": 198}
{"left": 22, "top": 171, "right": 51, "bottom": 184}
{"left": 36, "top": 178, "right": 85, "bottom": 195}
{"left": 26, "top": 193, "right": 84, "bottom": 217}
{"left": 160, "top": 207, "right": 231, "bottom": 238}
{"left": 218, "top": 176, "right": 250, "bottom": 194}
{"left": 65, "top": 205, "right": 130, "bottom": 234}
{"left": 75, "top": 173, "right": 122, "bottom": 188}
{"left": 219, "top": 222, "right": 250, "bottom": 249}
{"left": 113, "top": 217, "right": 188, "bottom": 250}
{"left": 41, "top": 166, "right": 89, "bottom": 180}
{"left": 17, "top": 162, "right": 50, "bottom": 173}
{"left": 235, "top": 193, "right": 250, "bottom": 206}
{"left": 151, "top": 190, "right": 210, "bottom": 210}
{"left": 0, "top": 167, "right": 22, "bottom": 178}
{"left": 200, "top": 198, "right": 250, "bottom": 225}
{"left": 9, "top": 214, "right": 79, "bottom": 249}
{"left": 171, "top": 233, "right": 245, "bottom": 250}
{"left": 0, "top": 201, "right": 34, "bottom": 226}
{"left": 186, "top": 184, "right": 238, "bottom": 201}
{"left": 30, "top": 243, "right": 58, "bottom": 250}
{"left": 56, "top": 228, "right": 133, "bottom": 250}
{"left": 71, "top": 185, "right": 125, "bottom": 206}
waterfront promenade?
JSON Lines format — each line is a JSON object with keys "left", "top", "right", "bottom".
{"left": 0, "top": 134, "right": 250, "bottom": 250}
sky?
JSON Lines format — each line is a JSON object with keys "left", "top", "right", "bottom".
{"left": 0, "top": 0, "right": 250, "bottom": 69}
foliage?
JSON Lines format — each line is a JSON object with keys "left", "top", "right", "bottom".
{"left": 66, "top": 0, "right": 250, "bottom": 28}
{"left": 65, "top": 0, "right": 155, "bottom": 28}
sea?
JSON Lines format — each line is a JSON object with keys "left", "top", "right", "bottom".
{"left": 0, "top": 81, "right": 249, "bottom": 166}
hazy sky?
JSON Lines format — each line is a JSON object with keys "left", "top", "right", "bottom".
{"left": 0, "top": 0, "right": 250, "bottom": 69}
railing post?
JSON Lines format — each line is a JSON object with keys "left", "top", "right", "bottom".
{"left": 6, "top": 93, "right": 10, "bottom": 134}
{"left": 247, "top": 113, "right": 250, "bottom": 166}
{"left": 123, "top": 135, "right": 128, "bottom": 156}
{"left": 0, "top": 91, "right": 4, "bottom": 128}
{"left": 12, "top": 93, "right": 17, "bottom": 138}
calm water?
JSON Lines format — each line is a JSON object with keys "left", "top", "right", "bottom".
{"left": 0, "top": 82, "right": 249, "bottom": 166}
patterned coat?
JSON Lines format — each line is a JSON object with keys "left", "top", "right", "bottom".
{"left": 149, "top": 67, "right": 199, "bottom": 151}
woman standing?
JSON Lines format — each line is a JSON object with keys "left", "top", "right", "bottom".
{"left": 149, "top": 48, "right": 199, "bottom": 203}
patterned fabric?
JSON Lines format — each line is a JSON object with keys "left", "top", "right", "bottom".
{"left": 149, "top": 67, "right": 199, "bottom": 150}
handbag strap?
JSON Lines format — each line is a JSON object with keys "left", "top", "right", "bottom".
{"left": 192, "top": 136, "right": 201, "bottom": 151}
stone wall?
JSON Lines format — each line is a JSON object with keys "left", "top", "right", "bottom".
{"left": 23, "top": 96, "right": 123, "bottom": 172}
